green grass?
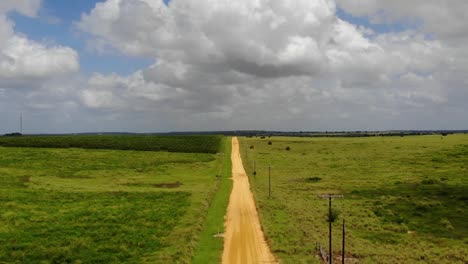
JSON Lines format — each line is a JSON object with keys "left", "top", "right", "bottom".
{"left": 192, "top": 137, "right": 232, "bottom": 264}
{"left": 239, "top": 135, "right": 468, "bottom": 264}
{"left": 0, "top": 142, "right": 226, "bottom": 263}
{"left": 1, "top": 191, "right": 189, "bottom": 263}
{"left": 0, "top": 135, "right": 223, "bottom": 154}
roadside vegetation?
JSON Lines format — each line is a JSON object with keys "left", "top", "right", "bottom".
{"left": 239, "top": 135, "right": 468, "bottom": 263}
{"left": 192, "top": 137, "right": 232, "bottom": 263}
{"left": 0, "top": 136, "right": 227, "bottom": 263}
{"left": 0, "top": 135, "right": 223, "bottom": 154}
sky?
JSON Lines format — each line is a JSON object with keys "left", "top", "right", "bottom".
{"left": 0, "top": 0, "right": 467, "bottom": 134}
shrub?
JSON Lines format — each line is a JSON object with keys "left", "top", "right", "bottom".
{"left": 421, "top": 179, "right": 438, "bottom": 185}
{"left": 3, "top": 133, "right": 22, "bottom": 137}
{"left": 285, "top": 146, "right": 291, "bottom": 151}
{"left": 394, "top": 215, "right": 406, "bottom": 224}
{"left": 268, "top": 141, "right": 272, "bottom": 145}
{"left": 440, "top": 218, "right": 454, "bottom": 230}
{"left": 373, "top": 208, "right": 384, "bottom": 217}
{"left": 307, "top": 177, "right": 322, "bottom": 182}
{"left": 250, "top": 145, "right": 254, "bottom": 149}
{"left": 327, "top": 208, "right": 341, "bottom": 223}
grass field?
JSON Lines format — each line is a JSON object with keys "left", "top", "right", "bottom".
{"left": 0, "top": 136, "right": 229, "bottom": 263}
{"left": 239, "top": 135, "right": 468, "bottom": 263}
{"left": 0, "top": 135, "right": 223, "bottom": 154}
{"left": 192, "top": 137, "right": 232, "bottom": 264}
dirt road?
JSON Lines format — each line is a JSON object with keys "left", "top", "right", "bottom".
{"left": 222, "top": 137, "right": 276, "bottom": 264}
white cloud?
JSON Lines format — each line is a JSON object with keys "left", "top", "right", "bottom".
{"left": 0, "top": 0, "right": 42, "bottom": 18}
{"left": 77, "top": 0, "right": 171, "bottom": 56}
{"left": 76, "top": 0, "right": 463, "bottom": 126}
{"left": 0, "top": 1, "right": 79, "bottom": 84}
{"left": 0, "top": 36, "right": 79, "bottom": 79}
{"left": 335, "top": 0, "right": 468, "bottom": 42}
{"left": 4, "top": 0, "right": 466, "bottom": 133}
{"left": 82, "top": 72, "right": 181, "bottom": 110}
{"left": 0, "top": 0, "right": 82, "bottom": 134}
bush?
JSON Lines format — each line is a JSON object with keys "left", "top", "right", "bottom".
{"left": 250, "top": 145, "right": 254, "bottom": 149}
{"left": 307, "top": 177, "right": 322, "bottom": 182}
{"left": 327, "top": 208, "right": 341, "bottom": 223}
{"left": 285, "top": 146, "right": 291, "bottom": 151}
{"left": 421, "top": 179, "right": 438, "bottom": 185}
{"left": 3, "top": 133, "right": 22, "bottom": 137}
{"left": 268, "top": 141, "right": 272, "bottom": 145}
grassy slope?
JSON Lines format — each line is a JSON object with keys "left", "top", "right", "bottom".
{"left": 0, "top": 146, "right": 224, "bottom": 263}
{"left": 239, "top": 135, "right": 468, "bottom": 264}
{"left": 192, "top": 137, "right": 232, "bottom": 264}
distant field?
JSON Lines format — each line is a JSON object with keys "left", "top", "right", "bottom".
{"left": 0, "top": 135, "right": 223, "bottom": 154}
{"left": 0, "top": 136, "right": 229, "bottom": 263}
{"left": 239, "top": 135, "right": 468, "bottom": 263}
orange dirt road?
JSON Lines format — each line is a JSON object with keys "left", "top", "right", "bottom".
{"left": 222, "top": 137, "right": 276, "bottom": 264}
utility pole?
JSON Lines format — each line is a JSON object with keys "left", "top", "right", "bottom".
{"left": 317, "top": 194, "right": 344, "bottom": 264}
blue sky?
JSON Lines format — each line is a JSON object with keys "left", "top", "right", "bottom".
{"left": 336, "top": 8, "right": 418, "bottom": 34}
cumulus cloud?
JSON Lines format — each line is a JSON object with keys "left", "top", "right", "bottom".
{"left": 73, "top": 0, "right": 468, "bottom": 132}
{"left": 0, "top": 0, "right": 82, "bottom": 134}
{"left": 0, "top": 0, "right": 79, "bottom": 84}
{"left": 77, "top": 0, "right": 365, "bottom": 93}
{"left": 78, "top": 0, "right": 342, "bottom": 77}
{"left": 0, "top": 36, "right": 79, "bottom": 79}
{"left": 3, "top": 0, "right": 464, "bottom": 133}
{"left": 82, "top": 72, "right": 187, "bottom": 111}
{"left": 0, "top": 0, "right": 42, "bottom": 18}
